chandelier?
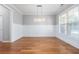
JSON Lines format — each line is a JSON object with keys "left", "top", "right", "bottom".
{"left": 34, "top": 5, "right": 45, "bottom": 22}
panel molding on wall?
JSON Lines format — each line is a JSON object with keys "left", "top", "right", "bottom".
{"left": 11, "top": 23, "right": 23, "bottom": 42}
{"left": 0, "top": 15, "right": 3, "bottom": 42}
{"left": 23, "top": 25, "right": 56, "bottom": 37}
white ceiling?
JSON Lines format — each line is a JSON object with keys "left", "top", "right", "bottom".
{"left": 14, "top": 4, "right": 73, "bottom": 15}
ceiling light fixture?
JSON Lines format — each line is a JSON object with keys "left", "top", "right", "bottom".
{"left": 34, "top": 5, "right": 45, "bottom": 22}
{"left": 37, "top": 5, "right": 42, "bottom": 7}
{"left": 60, "top": 4, "right": 64, "bottom": 6}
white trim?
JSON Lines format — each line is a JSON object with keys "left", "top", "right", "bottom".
{"left": 7, "top": 4, "right": 23, "bottom": 15}
{"left": 11, "top": 36, "right": 23, "bottom": 42}
{"left": 2, "top": 36, "right": 23, "bottom": 43}
{"left": 0, "top": 4, "right": 13, "bottom": 42}
{"left": 2, "top": 41, "right": 11, "bottom": 43}
{"left": 24, "top": 35, "right": 55, "bottom": 37}
{"left": 55, "top": 35, "right": 79, "bottom": 49}
{"left": 58, "top": 4, "right": 79, "bottom": 16}
{"left": 2, "top": 4, "right": 23, "bottom": 15}
{"left": 1, "top": 4, "right": 14, "bottom": 11}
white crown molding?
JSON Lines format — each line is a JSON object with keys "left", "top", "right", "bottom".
{"left": 1, "top": 4, "right": 23, "bottom": 15}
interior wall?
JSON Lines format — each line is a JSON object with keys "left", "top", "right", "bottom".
{"left": 0, "top": 5, "right": 10, "bottom": 42}
{"left": 11, "top": 10, "right": 23, "bottom": 42}
{"left": 23, "top": 15, "right": 56, "bottom": 37}
{"left": 56, "top": 17, "right": 79, "bottom": 49}
{"left": 55, "top": 5, "right": 79, "bottom": 49}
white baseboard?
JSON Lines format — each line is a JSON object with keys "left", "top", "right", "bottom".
{"left": 11, "top": 36, "right": 23, "bottom": 42}
{"left": 2, "top": 34, "right": 79, "bottom": 49}
{"left": 2, "top": 41, "right": 11, "bottom": 43}
{"left": 2, "top": 36, "right": 23, "bottom": 43}
{"left": 24, "top": 35, "right": 55, "bottom": 37}
{"left": 55, "top": 34, "right": 79, "bottom": 49}
{"left": 1, "top": 35, "right": 55, "bottom": 43}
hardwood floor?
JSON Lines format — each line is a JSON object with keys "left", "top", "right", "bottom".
{"left": 0, "top": 37, "right": 79, "bottom": 54}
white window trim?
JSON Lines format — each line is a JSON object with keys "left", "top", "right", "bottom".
{"left": 58, "top": 5, "right": 79, "bottom": 36}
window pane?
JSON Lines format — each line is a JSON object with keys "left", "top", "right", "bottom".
{"left": 68, "top": 8, "right": 74, "bottom": 23}
{"left": 68, "top": 7, "right": 79, "bottom": 36}
{"left": 59, "top": 13, "right": 67, "bottom": 34}
{"left": 60, "top": 24, "right": 65, "bottom": 33}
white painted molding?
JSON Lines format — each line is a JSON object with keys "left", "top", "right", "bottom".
{"left": 0, "top": 4, "right": 13, "bottom": 11}
{"left": 2, "top": 4, "right": 23, "bottom": 15}
{"left": 55, "top": 34, "right": 79, "bottom": 49}
{"left": 2, "top": 41, "right": 12, "bottom": 43}
{"left": 24, "top": 35, "right": 55, "bottom": 37}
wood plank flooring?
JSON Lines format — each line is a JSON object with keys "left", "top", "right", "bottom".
{"left": 0, "top": 37, "right": 79, "bottom": 54}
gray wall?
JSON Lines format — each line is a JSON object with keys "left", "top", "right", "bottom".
{"left": 13, "top": 11, "right": 23, "bottom": 25}
{"left": 23, "top": 15, "right": 56, "bottom": 37}
{"left": 23, "top": 15, "right": 56, "bottom": 25}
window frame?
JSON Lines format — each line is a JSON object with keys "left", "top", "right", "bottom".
{"left": 58, "top": 5, "right": 79, "bottom": 36}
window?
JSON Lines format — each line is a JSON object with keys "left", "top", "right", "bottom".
{"left": 59, "top": 6, "right": 79, "bottom": 36}
{"left": 68, "top": 7, "right": 79, "bottom": 36}
{"left": 59, "top": 13, "right": 67, "bottom": 34}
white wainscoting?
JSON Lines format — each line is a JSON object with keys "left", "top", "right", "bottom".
{"left": 23, "top": 25, "right": 56, "bottom": 37}
{"left": 9, "top": 24, "right": 79, "bottom": 49}
{"left": 0, "top": 16, "right": 3, "bottom": 42}
{"left": 11, "top": 23, "right": 23, "bottom": 42}
{"left": 55, "top": 25, "right": 79, "bottom": 49}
